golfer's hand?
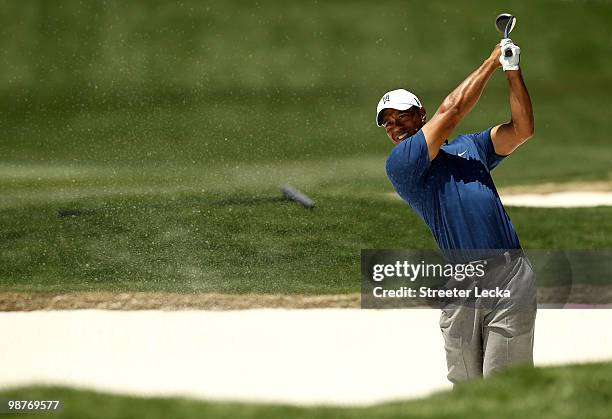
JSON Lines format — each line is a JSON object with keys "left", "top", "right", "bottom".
{"left": 499, "top": 38, "right": 520, "bottom": 71}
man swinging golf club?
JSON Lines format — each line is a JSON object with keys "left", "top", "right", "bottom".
{"left": 376, "top": 23, "right": 536, "bottom": 383}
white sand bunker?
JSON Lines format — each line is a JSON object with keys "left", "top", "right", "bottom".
{"left": 499, "top": 182, "right": 612, "bottom": 207}
{"left": 1, "top": 309, "right": 612, "bottom": 406}
{"left": 500, "top": 191, "right": 612, "bottom": 208}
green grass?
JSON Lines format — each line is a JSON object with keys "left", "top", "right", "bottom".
{"left": 1, "top": 1, "right": 611, "bottom": 294}
{"left": 2, "top": 362, "right": 612, "bottom": 418}
{"left": 2, "top": 175, "right": 612, "bottom": 293}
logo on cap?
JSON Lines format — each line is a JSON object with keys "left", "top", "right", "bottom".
{"left": 383, "top": 94, "right": 390, "bottom": 104}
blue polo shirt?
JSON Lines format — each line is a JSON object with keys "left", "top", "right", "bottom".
{"left": 386, "top": 127, "right": 520, "bottom": 262}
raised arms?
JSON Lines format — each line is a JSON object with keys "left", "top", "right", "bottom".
{"left": 421, "top": 45, "right": 501, "bottom": 160}
{"left": 490, "top": 69, "right": 534, "bottom": 156}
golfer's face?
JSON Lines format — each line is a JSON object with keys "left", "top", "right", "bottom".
{"left": 381, "top": 108, "right": 423, "bottom": 145}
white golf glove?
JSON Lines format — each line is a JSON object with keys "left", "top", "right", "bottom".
{"left": 499, "top": 38, "right": 520, "bottom": 71}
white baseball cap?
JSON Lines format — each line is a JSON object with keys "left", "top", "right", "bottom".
{"left": 376, "top": 89, "right": 423, "bottom": 127}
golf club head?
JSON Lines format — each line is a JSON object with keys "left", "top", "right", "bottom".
{"left": 495, "top": 13, "right": 516, "bottom": 37}
{"left": 495, "top": 13, "right": 516, "bottom": 57}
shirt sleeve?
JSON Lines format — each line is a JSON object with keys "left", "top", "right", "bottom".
{"left": 385, "top": 129, "right": 430, "bottom": 194}
{"left": 470, "top": 127, "right": 506, "bottom": 171}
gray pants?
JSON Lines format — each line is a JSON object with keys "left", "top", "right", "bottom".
{"left": 439, "top": 255, "right": 537, "bottom": 384}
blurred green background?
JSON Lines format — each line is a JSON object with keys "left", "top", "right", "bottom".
{"left": 1, "top": 0, "right": 611, "bottom": 293}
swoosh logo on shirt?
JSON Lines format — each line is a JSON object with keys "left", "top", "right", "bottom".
{"left": 458, "top": 150, "right": 468, "bottom": 157}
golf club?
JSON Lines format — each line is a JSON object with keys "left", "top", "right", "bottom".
{"left": 495, "top": 13, "right": 517, "bottom": 57}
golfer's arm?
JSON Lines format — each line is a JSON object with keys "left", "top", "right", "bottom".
{"left": 490, "top": 70, "right": 534, "bottom": 155}
{"left": 422, "top": 58, "right": 498, "bottom": 160}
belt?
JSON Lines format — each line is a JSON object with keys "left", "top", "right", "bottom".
{"left": 468, "top": 249, "right": 524, "bottom": 270}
